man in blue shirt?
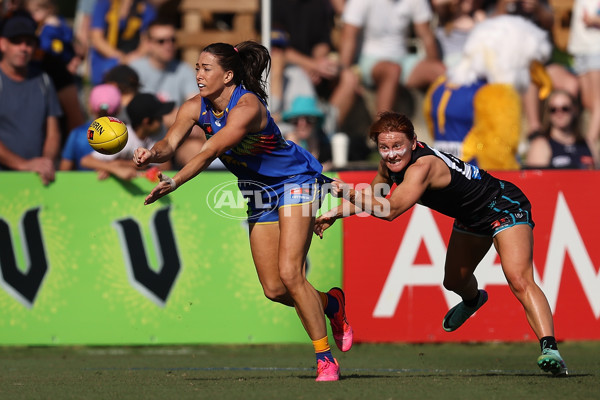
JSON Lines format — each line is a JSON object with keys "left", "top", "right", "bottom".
{"left": 0, "top": 11, "right": 62, "bottom": 185}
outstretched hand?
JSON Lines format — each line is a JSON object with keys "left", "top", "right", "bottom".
{"left": 329, "top": 179, "right": 350, "bottom": 198}
{"left": 133, "top": 147, "right": 154, "bottom": 168}
{"left": 314, "top": 210, "right": 337, "bottom": 239}
{"left": 144, "top": 172, "right": 176, "bottom": 205}
{"left": 314, "top": 179, "right": 352, "bottom": 238}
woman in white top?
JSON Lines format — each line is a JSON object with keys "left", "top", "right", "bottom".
{"left": 568, "top": 0, "right": 600, "bottom": 167}
{"left": 338, "top": 0, "right": 445, "bottom": 116}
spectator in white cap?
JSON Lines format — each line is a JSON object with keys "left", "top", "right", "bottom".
{"left": 60, "top": 83, "right": 121, "bottom": 171}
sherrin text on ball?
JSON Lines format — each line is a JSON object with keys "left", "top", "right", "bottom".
{"left": 87, "top": 116, "right": 128, "bottom": 155}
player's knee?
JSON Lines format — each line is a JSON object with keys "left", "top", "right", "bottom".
{"left": 262, "top": 283, "right": 287, "bottom": 303}
{"left": 443, "top": 276, "right": 463, "bottom": 292}
{"left": 278, "top": 268, "right": 304, "bottom": 291}
{"left": 505, "top": 273, "right": 532, "bottom": 295}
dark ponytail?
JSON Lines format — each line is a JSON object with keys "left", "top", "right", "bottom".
{"left": 202, "top": 41, "right": 271, "bottom": 102}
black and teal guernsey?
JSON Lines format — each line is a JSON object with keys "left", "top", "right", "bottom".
{"left": 388, "top": 141, "right": 503, "bottom": 228}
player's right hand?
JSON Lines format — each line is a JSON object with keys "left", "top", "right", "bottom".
{"left": 133, "top": 147, "right": 153, "bottom": 168}
{"left": 330, "top": 179, "right": 351, "bottom": 198}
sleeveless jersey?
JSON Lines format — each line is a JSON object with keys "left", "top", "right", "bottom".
{"left": 198, "top": 86, "right": 323, "bottom": 184}
{"left": 388, "top": 142, "right": 502, "bottom": 226}
{"left": 548, "top": 138, "right": 594, "bottom": 169}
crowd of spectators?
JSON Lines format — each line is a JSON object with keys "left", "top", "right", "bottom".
{"left": 0, "top": 0, "right": 597, "bottom": 186}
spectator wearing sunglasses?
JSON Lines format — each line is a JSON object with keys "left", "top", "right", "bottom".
{"left": 525, "top": 90, "right": 595, "bottom": 169}
{"left": 129, "top": 18, "right": 197, "bottom": 128}
{"left": 129, "top": 17, "right": 201, "bottom": 168}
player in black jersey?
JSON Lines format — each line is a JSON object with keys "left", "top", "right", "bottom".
{"left": 315, "top": 112, "right": 568, "bottom": 376}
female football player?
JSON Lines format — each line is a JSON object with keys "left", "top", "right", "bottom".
{"left": 315, "top": 111, "right": 567, "bottom": 376}
{"left": 133, "top": 41, "right": 352, "bottom": 381}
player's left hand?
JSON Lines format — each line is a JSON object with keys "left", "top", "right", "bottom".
{"left": 144, "top": 172, "right": 176, "bottom": 205}
{"left": 314, "top": 210, "right": 337, "bottom": 239}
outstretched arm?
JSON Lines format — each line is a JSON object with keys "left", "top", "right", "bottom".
{"left": 142, "top": 94, "right": 264, "bottom": 205}
{"left": 313, "top": 181, "right": 367, "bottom": 239}
{"left": 314, "top": 161, "right": 392, "bottom": 238}
{"left": 324, "top": 159, "right": 433, "bottom": 225}
{"left": 134, "top": 96, "right": 203, "bottom": 167}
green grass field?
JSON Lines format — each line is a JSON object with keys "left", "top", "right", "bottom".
{"left": 1, "top": 342, "right": 598, "bottom": 400}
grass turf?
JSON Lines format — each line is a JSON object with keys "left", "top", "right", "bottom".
{"left": 1, "top": 342, "right": 598, "bottom": 400}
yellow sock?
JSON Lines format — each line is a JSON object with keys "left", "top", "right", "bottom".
{"left": 318, "top": 291, "right": 328, "bottom": 310}
{"left": 312, "top": 336, "right": 330, "bottom": 353}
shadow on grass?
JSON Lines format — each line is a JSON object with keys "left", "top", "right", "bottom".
{"left": 211, "top": 372, "right": 587, "bottom": 380}
{"left": 184, "top": 374, "right": 398, "bottom": 381}
{"left": 330, "top": 372, "right": 592, "bottom": 380}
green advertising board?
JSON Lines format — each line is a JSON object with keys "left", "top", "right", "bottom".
{"left": 0, "top": 172, "right": 342, "bottom": 345}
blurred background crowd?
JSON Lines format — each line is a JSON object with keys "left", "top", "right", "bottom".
{"left": 0, "top": 0, "right": 598, "bottom": 186}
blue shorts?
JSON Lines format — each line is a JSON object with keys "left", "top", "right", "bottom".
{"left": 246, "top": 174, "right": 333, "bottom": 224}
{"left": 453, "top": 180, "right": 535, "bottom": 237}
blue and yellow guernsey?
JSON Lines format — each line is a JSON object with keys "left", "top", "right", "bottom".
{"left": 198, "top": 86, "right": 323, "bottom": 184}
{"left": 426, "top": 76, "right": 486, "bottom": 159}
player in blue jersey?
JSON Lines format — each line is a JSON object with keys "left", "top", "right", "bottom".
{"left": 315, "top": 112, "right": 568, "bottom": 376}
{"left": 133, "top": 41, "right": 351, "bottom": 381}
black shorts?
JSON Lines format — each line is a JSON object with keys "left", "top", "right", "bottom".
{"left": 453, "top": 180, "right": 535, "bottom": 237}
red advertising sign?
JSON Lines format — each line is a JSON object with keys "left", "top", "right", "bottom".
{"left": 338, "top": 170, "right": 600, "bottom": 342}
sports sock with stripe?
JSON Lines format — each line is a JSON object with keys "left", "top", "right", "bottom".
{"left": 313, "top": 336, "right": 334, "bottom": 363}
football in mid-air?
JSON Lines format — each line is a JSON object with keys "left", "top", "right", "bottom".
{"left": 87, "top": 116, "right": 128, "bottom": 155}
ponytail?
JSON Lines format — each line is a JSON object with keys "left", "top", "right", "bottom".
{"left": 202, "top": 41, "right": 271, "bottom": 102}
